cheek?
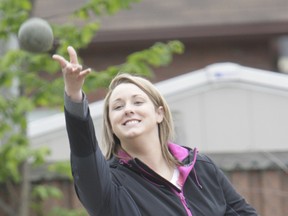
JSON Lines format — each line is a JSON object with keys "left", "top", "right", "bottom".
{"left": 109, "top": 111, "right": 118, "bottom": 120}
{"left": 109, "top": 112, "right": 120, "bottom": 129}
{"left": 108, "top": 112, "right": 115, "bottom": 128}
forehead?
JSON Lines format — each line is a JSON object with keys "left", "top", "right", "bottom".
{"left": 109, "top": 83, "right": 148, "bottom": 102}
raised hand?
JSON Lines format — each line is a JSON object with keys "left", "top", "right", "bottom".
{"left": 52, "top": 46, "right": 91, "bottom": 102}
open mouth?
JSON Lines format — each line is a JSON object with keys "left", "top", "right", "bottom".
{"left": 123, "top": 120, "right": 141, "bottom": 126}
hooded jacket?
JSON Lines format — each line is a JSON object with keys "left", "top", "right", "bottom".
{"left": 65, "top": 108, "right": 258, "bottom": 216}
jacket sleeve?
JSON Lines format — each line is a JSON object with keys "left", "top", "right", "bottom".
{"left": 65, "top": 108, "right": 114, "bottom": 215}
{"left": 212, "top": 159, "right": 259, "bottom": 215}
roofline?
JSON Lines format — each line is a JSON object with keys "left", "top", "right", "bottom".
{"left": 93, "top": 21, "right": 288, "bottom": 43}
{"left": 155, "top": 62, "right": 288, "bottom": 97}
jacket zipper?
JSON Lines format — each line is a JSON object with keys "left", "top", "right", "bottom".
{"left": 131, "top": 159, "right": 193, "bottom": 216}
{"left": 171, "top": 188, "right": 192, "bottom": 216}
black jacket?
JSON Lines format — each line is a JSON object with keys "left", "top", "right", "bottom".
{"left": 65, "top": 109, "right": 258, "bottom": 216}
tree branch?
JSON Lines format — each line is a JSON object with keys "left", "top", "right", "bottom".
{"left": 18, "top": 161, "right": 31, "bottom": 216}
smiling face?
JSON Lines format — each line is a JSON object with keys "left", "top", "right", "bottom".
{"left": 108, "top": 83, "right": 164, "bottom": 144}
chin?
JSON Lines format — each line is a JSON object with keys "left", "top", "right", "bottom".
{"left": 123, "top": 131, "right": 142, "bottom": 139}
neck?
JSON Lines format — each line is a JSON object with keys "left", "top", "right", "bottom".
{"left": 121, "top": 138, "right": 174, "bottom": 181}
{"left": 121, "top": 133, "right": 160, "bottom": 158}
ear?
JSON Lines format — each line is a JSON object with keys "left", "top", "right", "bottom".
{"left": 156, "top": 106, "right": 164, "bottom": 123}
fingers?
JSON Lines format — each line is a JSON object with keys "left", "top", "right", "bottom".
{"left": 67, "top": 46, "right": 78, "bottom": 64}
{"left": 52, "top": 46, "right": 78, "bottom": 67}
{"left": 79, "top": 68, "right": 92, "bottom": 78}
{"left": 52, "top": 46, "right": 91, "bottom": 75}
{"left": 53, "top": 46, "right": 82, "bottom": 71}
{"left": 52, "top": 54, "right": 68, "bottom": 68}
{"left": 65, "top": 62, "right": 83, "bottom": 73}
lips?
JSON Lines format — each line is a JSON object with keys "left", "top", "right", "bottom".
{"left": 123, "top": 119, "right": 141, "bottom": 126}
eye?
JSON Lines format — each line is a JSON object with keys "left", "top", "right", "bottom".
{"left": 113, "top": 104, "right": 124, "bottom": 110}
{"left": 134, "top": 100, "right": 144, "bottom": 105}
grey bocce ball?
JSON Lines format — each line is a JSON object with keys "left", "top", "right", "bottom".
{"left": 18, "top": 17, "right": 54, "bottom": 53}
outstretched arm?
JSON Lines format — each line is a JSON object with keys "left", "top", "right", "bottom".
{"left": 52, "top": 47, "right": 114, "bottom": 215}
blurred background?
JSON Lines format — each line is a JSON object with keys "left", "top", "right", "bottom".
{"left": 2, "top": 0, "right": 288, "bottom": 215}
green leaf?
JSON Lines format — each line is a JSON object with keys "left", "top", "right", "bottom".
{"left": 32, "top": 185, "right": 62, "bottom": 200}
{"left": 49, "top": 207, "right": 87, "bottom": 216}
{"left": 48, "top": 161, "right": 72, "bottom": 179}
{"left": 32, "top": 147, "right": 51, "bottom": 166}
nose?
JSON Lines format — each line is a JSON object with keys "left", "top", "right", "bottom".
{"left": 124, "top": 104, "right": 134, "bottom": 115}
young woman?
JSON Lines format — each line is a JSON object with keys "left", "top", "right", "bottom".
{"left": 53, "top": 46, "right": 258, "bottom": 216}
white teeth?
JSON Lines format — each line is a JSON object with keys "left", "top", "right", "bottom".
{"left": 125, "top": 120, "right": 139, "bottom": 125}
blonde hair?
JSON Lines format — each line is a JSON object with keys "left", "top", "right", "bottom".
{"left": 102, "top": 73, "right": 180, "bottom": 165}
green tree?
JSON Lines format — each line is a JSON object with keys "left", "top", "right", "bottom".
{"left": 0, "top": 0, "right": 184, "bottom": 215}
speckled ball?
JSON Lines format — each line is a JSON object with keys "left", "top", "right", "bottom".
{"left": 18, "top": 17, "right": 54, "bottom": 53}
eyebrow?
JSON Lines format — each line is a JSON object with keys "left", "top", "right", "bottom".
{"left": 111, "top": 94, "right": 145, "bottom": 103}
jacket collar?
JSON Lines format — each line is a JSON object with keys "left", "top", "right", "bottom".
{"left": 114, "top": 142, "right": 196, "bottom": 164}
{"left": 109, "top": 143, "right": 198, "bottom": 190}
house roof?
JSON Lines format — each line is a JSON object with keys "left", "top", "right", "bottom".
{"left": 32, "top": 0, "right": 288, "bottom": 41}
{"left": 155, "top": 62, "right": 288, "bottom": 97}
